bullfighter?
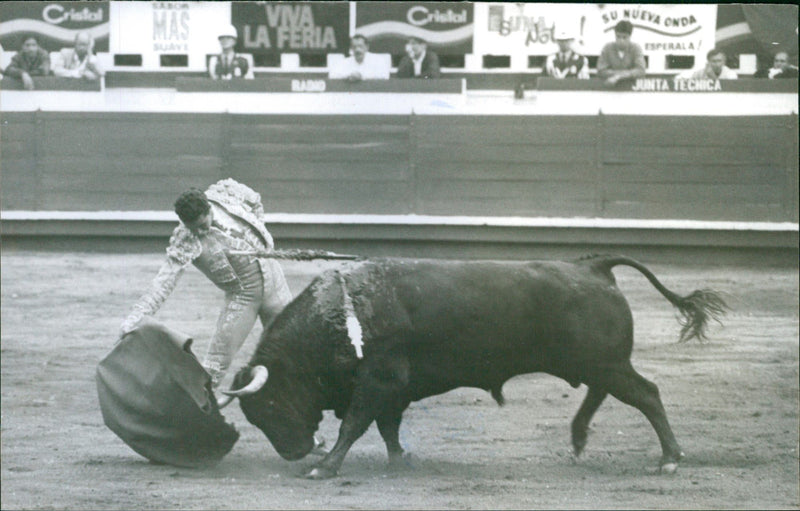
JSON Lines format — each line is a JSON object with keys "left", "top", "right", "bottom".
{"left": 119, "top": 178, "right": 292, "bottom": 389}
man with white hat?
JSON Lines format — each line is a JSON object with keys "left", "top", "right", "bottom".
{"left": 208, "top": 24, "right": 252, "bottom": 80}
{"left": 545, "top": 28, "right": 590, "bottom": 79}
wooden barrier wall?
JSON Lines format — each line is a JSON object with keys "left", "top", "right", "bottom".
{"left": 2, "top": 112, "right": 797, "bottom": 222}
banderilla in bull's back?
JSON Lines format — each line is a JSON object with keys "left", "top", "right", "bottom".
{"left": 227, "top": 248, "right": 361, "bottom": 261}
{"left": 221, "top": 254, "right": 728, "bottom": 480}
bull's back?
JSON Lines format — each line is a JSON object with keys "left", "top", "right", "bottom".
{"left": 360, "top": 259, "right": 633, "bottom": 395}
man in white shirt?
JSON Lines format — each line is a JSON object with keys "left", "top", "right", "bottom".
{"left": 328, "top": 34, "right": 390, "bottom": 81}
{"left": 52, "top": 31, "right": 103, "bottom": 81}
{"left": 768, "top": 51, "right": 798, "bottom": 79}
{"left": 677, "top": 48, "right": 738, "bottom": 80}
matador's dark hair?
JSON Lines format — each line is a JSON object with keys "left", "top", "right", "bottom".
{"left": 174, "top": 188, "right": 210, "bottom": 224}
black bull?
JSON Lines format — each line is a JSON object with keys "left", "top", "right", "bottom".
{"left": 225, "top": 255, "right": 727, "bottom": 479}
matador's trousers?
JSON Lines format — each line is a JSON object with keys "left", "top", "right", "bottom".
{"left": 203, "top": 256, "right": 292, "bottom": 388}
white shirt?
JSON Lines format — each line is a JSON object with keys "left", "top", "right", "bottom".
{"left": 328, "top": 52, "right": 390, "bottom": 80}
{"left": 412, "top": 49, "right": 426, "bottom": 77}
{"left": 676, "top": 65, "right": 738, "bottom": 80}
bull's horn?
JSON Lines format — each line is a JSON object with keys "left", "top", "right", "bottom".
{"left": 221, "top": 365, "right": 269, "bottom": 397}
{"left": 216, "top": 394, "right": 234, "bottom": 409}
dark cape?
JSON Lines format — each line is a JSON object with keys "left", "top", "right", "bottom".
{"left": 96, "top": 318, "right": 239, "bottom": 467}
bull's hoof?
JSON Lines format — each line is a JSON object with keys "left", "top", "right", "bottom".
{"left": 304, "top": 467, "right": 337, "bottom": 480}
{"left": 571, "top": 441, "right": 586, "bottom": 459}
{"left": 659, "top": 462, "right": 678, "bottom": 474}
{"left": 571, "top": 428, "right": 589, "bottom": 458}
{"left": 659, "top": 452, "right": 684, "bottom": 474}
{"left": 387, "top": 452, "right": 414, "bottom": 471}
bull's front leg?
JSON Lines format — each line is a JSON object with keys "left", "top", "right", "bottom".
{"left": 305, "top": 359, "right": 409, "bottom": 479}
{"left": 304, "top": 404, "right": 374, "bottom": 479}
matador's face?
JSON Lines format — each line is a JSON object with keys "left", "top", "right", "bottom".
{"left": 185, "top": 211, "right": 213, "bottom": 237}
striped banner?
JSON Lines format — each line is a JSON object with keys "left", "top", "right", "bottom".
{"left": 0, "top": 1, "right": 109, "bottom": 52}
{"left": 355, "top": 2, "right": 474, "bottom": 55}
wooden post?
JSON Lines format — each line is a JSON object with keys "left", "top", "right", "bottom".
{"left": 786, "top": 112, "right": 799, "bottom": 222}
{"left": 33, "top": 109, "right": 44, "bottom": 209}
{"left": 220, "top": 111, "right": 232, "bottom": 182}
{"left": 594, "top": 109, "right": 606, "bottom": 217}
{"left": 408, "top": 110, "right": 419, "bottom": 214}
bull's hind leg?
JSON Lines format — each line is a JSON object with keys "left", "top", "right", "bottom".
{"left": 594, "top": 363, "right": 684, "bottom": 473}
{"left": 571, "top": 386, "right": 608, "bottom": 458}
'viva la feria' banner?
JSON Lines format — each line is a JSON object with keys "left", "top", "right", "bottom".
{"left": 474, "top": 3, "right": 716, "bottom": 58}
{"left": 232, "top": 1, "right": 349, "bottom": 55}
{"left": 355, "top": 2, "right": 474, "bottom": 55}
{"left": 0, "top": 1, "right": 109, "bottom": 52}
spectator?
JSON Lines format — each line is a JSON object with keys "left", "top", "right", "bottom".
{"left": 396, "top": 36, "right": 441, "bottom": 79}
{"left": 328, "top": 34, "right": 390, "bottom": 81}
{"left": 767, "top": 51, "right": 798, "bottom": 79}
{"left": 544, "top": 29, "right": 590, "bottom": 79}
{"left": 208, "top": 24, "right": 251, "bottom": 80}
{"left": 52, "top": 31, "right": 103, "bottom": 81}
{"left": 596, "top": 20, "right": 646, "bottom": 87}
{"left": 4, "top": 35, "right": 50, "bottom": 90}
{"left": 677, "top": 48, "right": 737, "bottom": 80}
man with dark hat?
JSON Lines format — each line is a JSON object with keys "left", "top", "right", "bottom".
{"left": 596, "top": 20, "right": 646, "bottom": 86}
{"left": 396, "top": 36, "right": 441, "bottom": 79}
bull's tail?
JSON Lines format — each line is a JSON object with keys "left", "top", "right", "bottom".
{"left": 586, "top": 255, "right": 728, "bottom": 342}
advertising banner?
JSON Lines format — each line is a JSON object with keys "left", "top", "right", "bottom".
{"left": 355, "top": 2, "right": 474, "bottom": 55}
{"left": 110, "top": 2, "right": 229, "bottom": 57}
{"left": 231, "top": 2, "right": 349, "bottom": 55}
{"left": 0, "top": 1, "right": 109, "bottom": 53}
{"left": 593, "top": 4, "right": 717, "bottom": 57}
{"left": 474, "top": 3, "right": 716, "bottom": 59}
{"left": 474, "top": 3, "right": 576, "bottom": 55}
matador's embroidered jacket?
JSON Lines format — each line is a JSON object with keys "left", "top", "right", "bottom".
{"left": 120, "top": 179, "right": 276, "bottom": 333}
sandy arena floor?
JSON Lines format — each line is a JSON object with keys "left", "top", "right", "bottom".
{"left": 1, "top": 251, "right": 797, "bottom": 510}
